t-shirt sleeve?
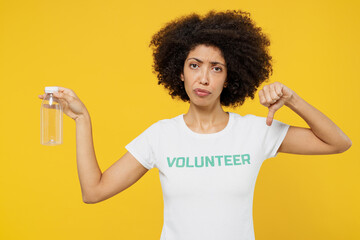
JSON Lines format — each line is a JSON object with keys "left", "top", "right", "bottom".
{"left": 263, "top": 118, "right": 290, "bottom": 159}
{"left": 125, "top": 122, "right": 159, "bottom": 170}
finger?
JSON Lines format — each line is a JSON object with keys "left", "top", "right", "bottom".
{"left": 57, "top": 87, "right": 78, "bottom": 98}
{"left": 269, "top": 84, "right": 280, "bottom": 101}
{"left": 259, "top": 89, "right": 270, "bottom": 107}
{"left": 266, "top": 108, "right": 276, "bottom": 126}
{"left": 53, "top": 91, "right": 74, "bottom": 102}
{"left": 38, "top": 93, "right": 46, "bottom": 99}
{"left": 274, "top": 83, "right": 283, "bottom": 97}
{"left": 263, "top": 85, "right": 274, "bottom": 104}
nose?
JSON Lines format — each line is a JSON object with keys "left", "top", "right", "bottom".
{"left": 200, "top": 69, "right": 209, "bottom": 85}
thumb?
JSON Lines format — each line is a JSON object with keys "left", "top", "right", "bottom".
{"left": 266, "top": 108, "right": 276, "bottom": 126}
{"left": 266, "top": 99, "right": 284, "bottom": 126}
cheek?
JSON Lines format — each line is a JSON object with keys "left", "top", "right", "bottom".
{"left": 215, "top": 82, "right": 225, "bottom": 90}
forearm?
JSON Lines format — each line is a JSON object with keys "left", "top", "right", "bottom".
{"left": 75, "top": 113, "right": 102, "bottom": 203}
{"left": 285, "top": 92, "right": 352, "bottom": 151}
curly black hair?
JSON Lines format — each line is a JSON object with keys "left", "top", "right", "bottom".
{"left": 149, "top": 9, "right": 273, "bottom": 108}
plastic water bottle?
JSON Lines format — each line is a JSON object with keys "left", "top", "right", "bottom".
{"left": 40, "top": 86, "right": 63, "bottom": 145}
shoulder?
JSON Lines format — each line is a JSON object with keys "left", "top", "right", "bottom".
{"left": 234, "top": 113, "right": 285, "bottom": 125}
{"left": 146, "top": 114, "right": 181, "bottom": 132}
{"left": 231, "top": 112, "right": 288, "bottom": 134}
{"left": 231, "top": 112, "right": 266, "bottom": 125}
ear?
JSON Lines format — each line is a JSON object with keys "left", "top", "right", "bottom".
{"left": 180, "top": 73, "right": 184, "bottom": 82}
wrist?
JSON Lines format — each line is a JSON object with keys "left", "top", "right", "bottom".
{"left": 284, "top": 92, "right": 300, "bottom": 109}
{"left": 75, "top": 112, "right": 91, "bottom": 123}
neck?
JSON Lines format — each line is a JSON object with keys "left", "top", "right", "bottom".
{"left": 184, "top": 101, "right": 229, "bottom": 129}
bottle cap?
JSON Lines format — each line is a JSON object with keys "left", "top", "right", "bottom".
{"left": 45, "top": 86, "right": 59, "bottom": 93}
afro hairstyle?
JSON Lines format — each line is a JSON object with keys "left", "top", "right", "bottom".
{"left": 149, "top": 9, "right": 273, "bottom": 108}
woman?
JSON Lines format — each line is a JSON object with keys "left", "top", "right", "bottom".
{"left": 38, "top": 10, "right": 351, "bottom": 240}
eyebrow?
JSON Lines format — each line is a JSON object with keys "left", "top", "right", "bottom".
{"left": 186, "top": 57, "right": 226, "bottom": 67}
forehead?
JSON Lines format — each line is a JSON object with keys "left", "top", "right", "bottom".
{"left": 187, "top": 44, "right": 225, "bottom": 62}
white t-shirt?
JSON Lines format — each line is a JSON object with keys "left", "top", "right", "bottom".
{"left": 125, "top": 112, "right": 290, "bottom": 240}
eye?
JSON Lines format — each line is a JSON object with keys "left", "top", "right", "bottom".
{"left": 189, "top": 63, "right": 198, "bottom": 69}
{"left": 213, "top": 66, "right": 222, "bottom": 72}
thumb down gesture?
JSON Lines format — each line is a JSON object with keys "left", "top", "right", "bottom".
{"left": 258, "top": 82, "right": 294, "bottom": 126}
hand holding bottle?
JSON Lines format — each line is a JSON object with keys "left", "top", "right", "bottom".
{"left": 38, "top": 87, "right": 89, "bottom": 121}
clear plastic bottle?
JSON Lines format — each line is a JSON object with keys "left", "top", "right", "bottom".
{"left": 40, "top": 86, "right": 63, "bottom": 145}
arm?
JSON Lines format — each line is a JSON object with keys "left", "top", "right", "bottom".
{"left": 259, "top": 82, "right": 352, "bottom": 155}
{"left": 75, "top": 114, "right": 102, "bottom": 203}
{"left": 76, "top": 114, "right": 149, "bottom": 204}
{"left": 39, "top": 87, "right": 148, "bottom": 204}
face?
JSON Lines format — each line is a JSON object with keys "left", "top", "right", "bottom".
{"left": 180, "top": 44, "right": 227, "bottom": 106}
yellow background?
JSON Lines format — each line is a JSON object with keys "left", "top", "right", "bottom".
{"left": 0, "top": 0, "right": 359, "bottom": 239}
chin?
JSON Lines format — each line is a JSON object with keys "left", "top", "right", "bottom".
{"left": 190, "top": 98, "right": 214, "bottom": 107}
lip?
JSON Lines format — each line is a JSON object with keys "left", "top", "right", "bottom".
{"left": 194, "top": 88, "right": 211, "bottom": 97}
{"left": 194, "top": 88, "right": 211, "bottom": 94}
